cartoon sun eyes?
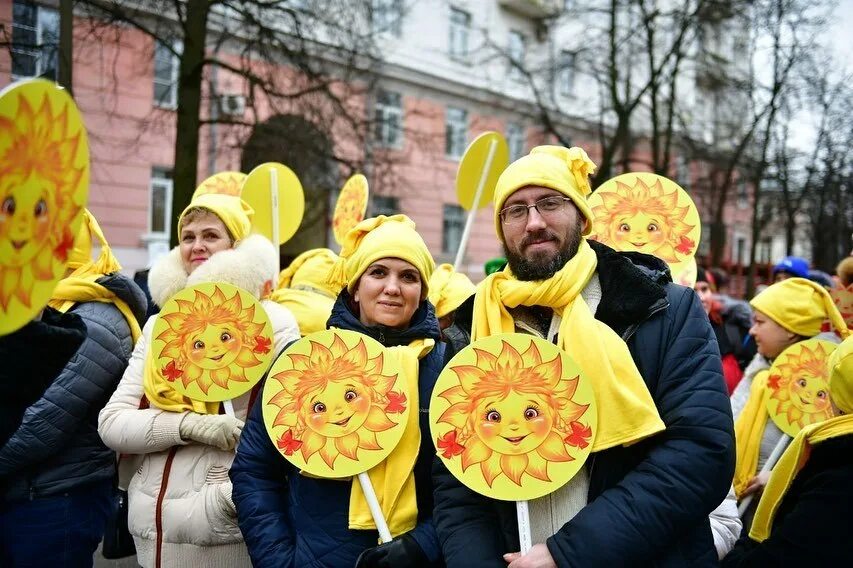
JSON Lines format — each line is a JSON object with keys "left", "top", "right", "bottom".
{"left": 344, "top": 390, "right": 358, "bottom": 402}
{"left": 524, "top": 407, "right": 540, "bottom": 419}
{"left": 797, "top": 378, "right": 808, "bottom": 387}
{"left": 1, "top": 197, "right": 14, "bottom": 216}
{"left": 647, "top": 223, "right": 659, "bottom": 232}
{"left": 817, "top": 391, "right": 827, "bottom": 399}
{"left": 313, "top": 402, "right": 326, "bottom": 413}
{"left": 193, "top": 340, "right": 205, "bottom": 350}
{"left": 34, "top": 199, "right": 47, "bottom": 217}
{"left": 485, "top": 410, "right": 501, "bottom": 422}
{"left": 618, "top": 223, "right": 630, "bottom": 232}
{"left": 220, "top": 332, "right": 232, "bottom": 342}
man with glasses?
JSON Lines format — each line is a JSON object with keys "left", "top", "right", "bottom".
{"left": 433, "top": 146, "right": 734, "bottom": 567}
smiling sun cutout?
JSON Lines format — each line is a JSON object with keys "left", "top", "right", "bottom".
{"left": 262, "top": 329, "right": 408, "bottom": 478}
{"left": 332, "top": 174, "right": 369, "bottom": 245}
{"left": 0, "top": 79, "right": 88, "bottom": 335}
{"left": 191, "top": 171, "right": 246, "bottom": 199}
{"left": 589, "top": 173, "right": 700, "bottom": 268}
{"left": 430, "top": 334, "right": 597, "bottom": 501}
{"left": 765, "top": 339, "right": 837, "bottom": 437}
{"left": 152, "top": 283, "right": 274, "bottom": 402}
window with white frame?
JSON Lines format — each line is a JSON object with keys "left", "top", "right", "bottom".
{"left": 449, "top": 7, "right": 471, "bottom": 59}
{"left": 443, "top": 204, "right": 465, "bottom": 255}
{"left": 445, "top": 107, "right": 468, "bottom": 158}
{"left": 557, "top": 50, "right": 576, "bottom": 96}
{"left": 737, "top": 177, "right": 749, "bottom": 208}
{"left": 11, "top": 0, "right": 59, "bottom": 80}
{"left": 149, "top": 168, "right": 173, "bottom": 238}
{"left": 370, "top": 195, "right": 399, "bottom": 217}
{"left": 371, "top": 0, "right": 403, "bottom": 37}
{"left": 375, "top": 89, "right": 403, "bottom": 148}
{"left": 153, "top": 40, "right": 181, "bottom": 109}
{"left": 506, "top": 122, "right": 525, "bottom": 162}
{"left": 508, "top": 30, "right": 526, "bottom": 80}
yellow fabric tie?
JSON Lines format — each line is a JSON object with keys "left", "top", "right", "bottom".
{"left": 48, "top": 209, "right": 141, "bottom": 343}
{"left": 749, "top": 413, "right": 853, "bottom": 542}
{"left": 472, "top": 240, "right": 665, "bottom": 451}
{"left": 142, "top": 329, "right": 221, "bottom": 413}
{"left": 428, "top": 263, "right": 476, "bottom": 319}
{"left": 348, "top": 338, "right": 434, "bottom": 537}
{"left": 269, "top": 287, "right": 335, "bottom": 336}
{"left": 733, "top": 369, "right": 772, "bottom": 499}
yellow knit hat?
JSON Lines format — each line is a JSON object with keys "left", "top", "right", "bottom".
{"left": 428, "top": 263, "right": 476, "bottom": 318}
{"left": 327, "top": 215, "right": 435, "bottom": 295}
{"left": 178, "top": 193, "right": 254, "bottom": 242}
{"left": 278, "top": 248, "right": 340, "bottom": 297}
{"left": 493, "top": 145, "right": 597, "bottom": 240}
{"left": 66, "top": 209, "right": 122, "bottom": 276}
{"left": 829, "top": 336, "right": 853, "bottom": 414}
{"left": 750, "top": 277, "right": 850, "bottom": 339}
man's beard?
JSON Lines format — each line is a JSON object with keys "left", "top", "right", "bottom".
{"left": 503, "top": 225, "right": 583, "bottom": 281}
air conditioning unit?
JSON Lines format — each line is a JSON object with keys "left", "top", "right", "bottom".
{"left": 218, "top": 93, "right": 246, "bottom": 116}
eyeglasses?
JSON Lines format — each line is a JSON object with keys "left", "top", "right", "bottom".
{"left": 499, "top": 196, "right": 573, "bottom": 225}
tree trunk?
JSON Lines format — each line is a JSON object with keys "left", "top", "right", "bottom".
{"left": 170, "top": 0, "right": 209, "bottom": 247}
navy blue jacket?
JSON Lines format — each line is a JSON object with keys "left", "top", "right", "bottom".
{"left": 0, "top": 273, "right": 147, "bottom": 502}
{"left": 433, "top": 241, "right": 735, "bottom": 567}
{"left": 231, "top": 291, "right": 445, "bottom": 567}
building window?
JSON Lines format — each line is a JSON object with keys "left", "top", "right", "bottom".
{"left": 508, "top": 30, "right": 526, "bottom": 80}
{"left": 445, "top": 107, "right": 468, "bottom": 158}
{"left": 375, "top": 89, "right": 403, "bottom": 148}
{"left": 737, "top": 177, "right": 749, "bottom": 208}
{"left": 506, "top": 122, "right": 525, "bottom": 162}
{"left": 443, "top": 204, "right": 465, "bottom": 255}
{"left": 557, "top": 50, "right": 575, "bottom": 96}
{"left": 149, "top": 167, "right": 174, "bottom": 237}
{"left": 371, "top": 0, "right": 403, "bottom": 37}
{"left": 153, "top": 40, "right": 181, "bottom": 109}
{"left": 370, "top": 195, "right": 399, "bottom": 217}
{"left": 449, "top": 7, "right": 471, "bottom": 59}
{"left": 11, "top": 0, "right": 59, "bottom": 80}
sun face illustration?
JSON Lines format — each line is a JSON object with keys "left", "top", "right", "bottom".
{"left": 765, "top": 340, "right": 836, "bottom": 437}
{"left": 154, "top": 283, "right": 274, "bottom": 401}
{"left": 431, "top": 335, "right": 596, "bottom": 500}
{"left": 263, "top": 330, "right": 408, "bottom": 478}
{"left": 831, "top": 285, "right": 853, "bottom": 330}
{"left": 589, "top": 174, "right": 699, "bottom": 265}
{"left": 0, "top": 81, "right": 87, "bottom": 327}
{"left": 192, "top": 172, "right": 246, "bottom": 199}
{"left": 332, "top": 174, "right": 369, "bottom": 245}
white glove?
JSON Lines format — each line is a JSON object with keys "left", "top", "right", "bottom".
{"left": 179, "top": 413, "right": 244, "bottom": 451}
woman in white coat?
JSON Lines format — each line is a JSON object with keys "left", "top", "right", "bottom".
{"left": 98, "top": 193, "right": 299, "bottom": 567}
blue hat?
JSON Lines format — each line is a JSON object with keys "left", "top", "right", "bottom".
{"left": 773, "top": 256, "right": 809, "bottom": 279}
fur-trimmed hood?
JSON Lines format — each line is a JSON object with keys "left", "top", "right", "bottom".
{"left": 148, "top": 235, "right": 278, "bottom": 308}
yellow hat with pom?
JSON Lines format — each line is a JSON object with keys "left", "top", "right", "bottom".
{"left": 493, "top": 145, "right": 597, "bottom": 240}
{"left": 327, "top": 215, "right": 434, "bottom": 296}
{"left": 428, "top": 263, "right": 476, "bottom": 318}
{"left": 278, "top": 248, "right": 340, "bottom": 297}
{"left": 178, "top": 193, "right": 254, "bottom": 242}
{"left": 829, "top": 336, "right": 853, "bottom": 414}
{"left": 751, "top": 277, "right": 849, "bottom": 339}
{"left": 66, "top": 208, "right": 122, "bottom": 276}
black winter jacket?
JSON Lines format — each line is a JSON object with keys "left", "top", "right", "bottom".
{"left": 721, "top": 434, "right": 853, "bottom": 566}
{"left": 0, "top": 273, "right": 146, "bottom": 502}
{"left": 433, "top": 241, "right": 735, "bottom": 568}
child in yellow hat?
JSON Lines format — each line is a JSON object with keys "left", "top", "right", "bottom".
{"left": 731, "top": 278, "right": 849, "bottom": 527}
{"left": 722, "top": 336, "right": 853, "bottom": 565}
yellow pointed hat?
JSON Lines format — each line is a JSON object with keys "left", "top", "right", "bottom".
{"left": 751, "top": 277, "right": 849, "bottom": 339}
{"left": 427, "top": 263, "right": 476, "bottom": 318}
{"left": 178, "top": 193, "right": 254, "bottom": 242}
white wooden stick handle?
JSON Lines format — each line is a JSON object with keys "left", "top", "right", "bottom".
{"left": 453, "top": 138, "right": 498, "bottom": 271}
{"left": 737, "top": 434, "right": 791, "bottom": 515}
{"left": 269, "top": 167, "right": 280, "bottom": 276}
{"left": 357, "top": 472, "right": 392, "bottom": 543}
{"left": 222, "top": 399, "right": 235, "bottom": 418}
{"left": 516, "top": 499, "right": 532, "bottom": 555}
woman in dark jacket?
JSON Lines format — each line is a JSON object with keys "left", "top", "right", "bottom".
{"left": 231, "top": 215, "right": 445, "bottom": 568}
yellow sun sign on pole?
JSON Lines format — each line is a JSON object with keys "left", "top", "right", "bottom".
{"left": 242, "top": 162, "right": 305, "bottom": 246}
{"left": 0, "top": 79, "right": 89, "bottom": 336}
{"left": 453, "top": 131, "right": 510, "bottom": 270}
{"left": 430, "top": 334, "right": 597, "bottom": 553}
{"left": 332, "top": 174, "right": 369, "bottom": 245}
{"left": 830, "top": 284, "right": 853, "bottom": 332}
{"left": 589, "top": 173, "right": 701, "bottom": 284}
{"left": 263, "top": 329, "right": 410, "bottom": 542}
{"left": 152, "top": 283, "right": 275, "bottom": 412}
{"left": 192, "top": 171, "right": 246, "bottom": 199}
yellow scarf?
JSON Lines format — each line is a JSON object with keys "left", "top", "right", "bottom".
{"left": 472, "top": 240, "right": 665, "bottom": 451}
{"left": 348, "top": 338, "right": 434, "bottom": 537}
{"left": 141, "top": 318, "right": 220, "bottom": 414}
{"left": 749, "top": 413, "right": 853, "bottom": 541}
{"left": 733, "top": 369, "right": 772, "bottom": 499}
